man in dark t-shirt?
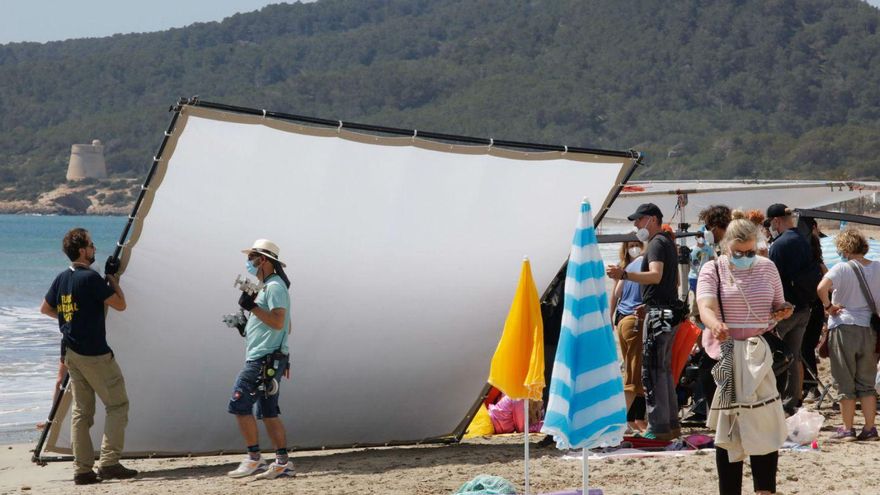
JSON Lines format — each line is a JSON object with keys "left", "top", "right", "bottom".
{"left": 40, "top": 228, "right": 136, "bottom": 485}
{"left": 639, "top": 228, "right": 679, "bottom": 306}
{"left": 767, "top": 203, "right": 821, "bottom": 415}
{"left": 607, "top": 203, "right": 680, "bottom": 440}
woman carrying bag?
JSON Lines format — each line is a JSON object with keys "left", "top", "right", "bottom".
{"left": 816, "top": 228, "right": 879, "bottom": 442}
{"left": 697, "top": 219, "right": 794, "bottom": 495}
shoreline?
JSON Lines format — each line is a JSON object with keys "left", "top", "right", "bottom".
{"left": 0, "top": 203, "right": 131, "bottom": 216}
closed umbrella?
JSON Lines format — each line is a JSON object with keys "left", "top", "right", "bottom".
{"left": 488, "top": 257, "right": 544, "bottom": 495}
{"left": 541, "top": 200, "right": 627, "bottom": 493}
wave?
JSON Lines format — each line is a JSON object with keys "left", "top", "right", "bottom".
{"left": 0, "top": 390, "right": 51, "bottom": 398}
{"left": 0, "top": 406, "right": 42, "bottom": 416}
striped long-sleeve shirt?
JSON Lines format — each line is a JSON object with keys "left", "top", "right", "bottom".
{"left": 696, "top": 256, "right": 785, "bottom": 360}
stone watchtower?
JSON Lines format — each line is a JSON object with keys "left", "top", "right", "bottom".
{"left": 66, "top": 139, "right": 107, "bottom": 180}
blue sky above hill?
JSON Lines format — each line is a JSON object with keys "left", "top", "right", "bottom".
{"left": 0, "top": 1, "right": 305, "bottom": 44}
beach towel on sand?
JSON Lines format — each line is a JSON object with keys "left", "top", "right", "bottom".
{"left": 454, "top": 475, "right": 516, "bottom": 494}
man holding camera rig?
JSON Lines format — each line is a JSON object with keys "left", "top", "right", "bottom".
{"left": 227, "top": 239, "right": 293, "bottom": 480}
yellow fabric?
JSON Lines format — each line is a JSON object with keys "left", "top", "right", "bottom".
{"left": 463, "top": 404, "right": 495, "bottom": 438}
{"left": 487, "top": 259, "right": 545, "bottom": 400}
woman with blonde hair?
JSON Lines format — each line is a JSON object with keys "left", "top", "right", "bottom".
{"left": 697, "top": 219, "right": 793, "bottom": 495}
{"left": 816, "top": 228, "right": 879, "bottom": 441}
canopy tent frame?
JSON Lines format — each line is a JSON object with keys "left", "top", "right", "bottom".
{"left": 34, "top": 96, "right": 641, "bottom": 463}
{"left": 794, "top": 208, "right": 880, "bottom": 228}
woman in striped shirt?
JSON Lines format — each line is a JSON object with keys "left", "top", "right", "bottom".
{"left": 697, "top": 219, "right": 793, "bottom": 495}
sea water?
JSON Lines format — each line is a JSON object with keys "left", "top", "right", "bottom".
{"left": 0, "top": 214, "right": 125, "bottom": 444}
{"left": 0, "top": 213, "right": 631, "bottom": 446}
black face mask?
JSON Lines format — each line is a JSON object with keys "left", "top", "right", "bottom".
{"left": 86, "top": 254, "right": 96, "bottom": 265}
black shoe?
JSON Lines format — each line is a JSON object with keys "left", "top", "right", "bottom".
{"left": 73, "top": 471, "right": 103, "bottom": 485}
{"left": 96, "top": 463, "right": 138, "bottom": 480}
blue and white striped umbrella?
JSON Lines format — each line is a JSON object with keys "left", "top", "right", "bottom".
{"left": 821, "top": 235, "right": 880, "bottom": 269}
{"left": 541, "top": 200, "right": 627, "bottom": 449}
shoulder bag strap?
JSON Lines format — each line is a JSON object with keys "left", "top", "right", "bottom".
{"left": 849, "top": 260, "right": 878, "bottom": 316}
{"left": 714, "top": 259, "right": 725, "bottom": 322}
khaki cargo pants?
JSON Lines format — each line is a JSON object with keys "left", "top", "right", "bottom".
{"left": 64, "top": 349, "right": 129, "bottom": 474}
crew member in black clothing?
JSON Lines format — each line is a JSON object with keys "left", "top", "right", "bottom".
{"left": 40, "top": 228, "right": 136, "bottom": 485}
{"left": 607, "top": 203, "right": 682, "bottom": 441}
{"left": 766, "top": 204, "right": 823, "bottom": 415}
{"left": 800, "top": 217, "right": 828, "bottom": 403}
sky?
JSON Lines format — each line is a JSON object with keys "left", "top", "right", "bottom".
{"left": 0, "top": 1, "right": 310, "bottom": 44}
{"left": 1, "top": 0, "right": 878, "bottom": 44}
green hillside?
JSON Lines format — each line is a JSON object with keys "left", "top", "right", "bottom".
{"left": 2, "top": 0, "right": 879, "bottom": 201}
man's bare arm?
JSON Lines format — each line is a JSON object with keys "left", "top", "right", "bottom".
{"left": 251, "top": 307, "right": 286, "bottom": 330}
{"left": 40, "top": 299, "right": 58, "bottom": 319}
{"left": 625, "top": 261, "right": 664, "bottom": 285}
{"left": 104, "top": 275, "right": 126, "bottom": 311}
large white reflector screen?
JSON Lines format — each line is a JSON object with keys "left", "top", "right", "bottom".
{"left": 45, "top": 106, "right": 632, "bottom": 455}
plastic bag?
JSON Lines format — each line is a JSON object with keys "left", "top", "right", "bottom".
{"left": 785, "top": 408, "right": 824, "bottom": 445}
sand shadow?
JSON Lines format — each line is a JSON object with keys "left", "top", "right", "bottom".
{"left": 130, "top": 441, "right": 562, "bottom": 482}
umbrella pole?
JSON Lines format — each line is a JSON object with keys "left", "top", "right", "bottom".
{"left": 524, "top": 399, "right": 530, "bottom": 495}
{"left": 582, "top": 448, "right": 588, "bottom": 494}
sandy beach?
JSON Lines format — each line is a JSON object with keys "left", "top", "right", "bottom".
{"left": 3, "top": 385, "right": 878, "bottom": 495}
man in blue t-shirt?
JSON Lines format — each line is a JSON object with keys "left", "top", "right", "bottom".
{"left": 40, "top": 228, "right": 135, "bottom": 485}
{"left": 227, "top": 239, "right": 293, "bottom": 480}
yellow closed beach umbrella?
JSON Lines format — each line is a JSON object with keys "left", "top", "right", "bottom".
{"left": 488, "top": 257, "right": 545, "bottom": 401}
{"left": 487, "top": 257, "right": 544, "bottom": 495}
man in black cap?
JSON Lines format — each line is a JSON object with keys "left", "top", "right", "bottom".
{"left": 766, "top": 203, "right": 822, "bottom": 415}
{"left": 607, "top": 203, "right": 681, "bottom": 440}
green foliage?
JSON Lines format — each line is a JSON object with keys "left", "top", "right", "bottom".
{"left": 1, "top": 0, "right": 879, "bottom": 201}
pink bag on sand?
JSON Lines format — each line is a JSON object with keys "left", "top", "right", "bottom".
{"left": 683, "top": 433, "right": 714, "bottom": 449}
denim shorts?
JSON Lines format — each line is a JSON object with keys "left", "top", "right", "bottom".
{"left": 227, "top": 356, "right": 287, "bottom": 419}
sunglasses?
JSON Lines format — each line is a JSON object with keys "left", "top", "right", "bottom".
{"left": 247, "top": 253, "right": 263, "bottom": 261}
{"left": 731, "top": 250, "right": 757, "bottom": 259}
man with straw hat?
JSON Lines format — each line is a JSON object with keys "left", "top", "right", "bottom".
{"left": 227, "top": 239, "right": 293, "bottom": 480}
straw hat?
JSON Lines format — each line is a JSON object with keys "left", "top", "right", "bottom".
{"left": 241, "top": 239, "right": 286, "bottom": 267}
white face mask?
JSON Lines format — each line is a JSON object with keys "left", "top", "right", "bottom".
{"left": 635, "top": 217, "right": 651, "bottom": 242}
{"left": 628, "top": 247, "right": 642, "bottom": 258}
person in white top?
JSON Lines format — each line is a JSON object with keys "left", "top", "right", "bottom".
{"left": 816, "top": 228, "right": 879, "bottom": 442}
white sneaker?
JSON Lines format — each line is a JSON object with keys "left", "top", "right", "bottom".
{"left": 227, "top": 457, "right": 267, "bottom": 478}
{"left": 254, "top": 461, "right": 294, "bottom": 480}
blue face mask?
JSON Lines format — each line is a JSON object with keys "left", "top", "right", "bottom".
{"left": 729, "top": 255, "right": 756, "bottom": 270}
{"left": 246, "top": 260, "right": 259, "bottom": 276}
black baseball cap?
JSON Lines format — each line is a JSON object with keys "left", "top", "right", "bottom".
{"left": 766, "top": 203, "right": 791, "bottom": 219}
{"left": 627, "top": 203, "right": 663, "bottom": 221}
